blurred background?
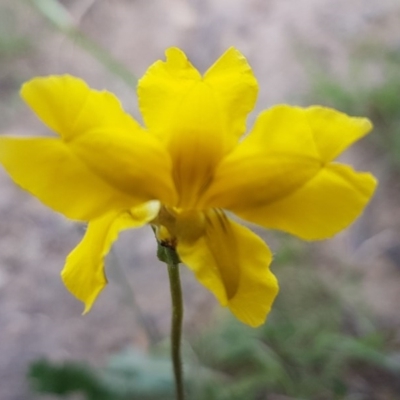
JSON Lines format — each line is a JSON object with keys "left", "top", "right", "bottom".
{"left": 1, "top": 0, "right": 400, "bottom": 399}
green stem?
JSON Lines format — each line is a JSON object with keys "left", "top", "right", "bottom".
{"left": 165, "top": 247, "right": 185, "bottom": 400}
{"left": 28, "top": 0, "right": 137, "bottom": 88}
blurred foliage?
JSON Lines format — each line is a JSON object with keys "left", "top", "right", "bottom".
{"left": 0, "top": 4, "right": 32, "bottom": 92}
{"left": 28, "top": 240, "right": 400, "bottom": 400}
{"left": 29, "top": 359, "right": 116, "bottom": 400}
{"left": 0, "top": 6, "right": 31, "bottom": 59}
{"left": 0, "top": 3, "right": 33, "bottom": 127}
{"left": 309, "top": 45, "right": 400, "bottom": 172}
{"left": 29, "top": 350, "right": 175, "bottom": 400}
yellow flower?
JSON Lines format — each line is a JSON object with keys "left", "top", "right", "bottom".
{"left": 0, "top": 48, "right": 377, "bottom": 327}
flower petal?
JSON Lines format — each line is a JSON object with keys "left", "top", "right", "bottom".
{"left": 21, "top": 75, "right": 176, "bottom": 205}
{"left": 138, "top": 47, "right": 257, "bottom": 142}
{"left": 200, "top": 105, "right": 323, "bottom": 209}
{"left": 0, "top": 137, "right": 134, "bottom": 220}
{"left": 304, "top": 106, "right": 373, "bottom": 161}
{"left": 201, "top": 105, "right": 376, "bottom": 239}
{"left": 202, "top": 47, "right": 259, "bottom": 139}
{"left": 21, "top": 75, "right": 141, "bottom": 140}
{"left": 61, "top": 201, "right": 160, "bottom": 312}
{"left": 234, "top": 163, "right": 377, "bottom": 240}
{"left": 176, "top": 210, "right": 278, "bottom": 327}
{"left": 138, "top": 48, "right": 257, "bottom": 208}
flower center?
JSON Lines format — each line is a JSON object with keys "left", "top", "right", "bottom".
{"left": 153, "top": 206, "right": 206, "bottom": 248}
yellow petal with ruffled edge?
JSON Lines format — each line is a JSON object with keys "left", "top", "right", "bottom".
{"left": 200, "top": 105, "right": 322, "bottom": 210}
{"left": 203, "top": 47, "right": 258, "bottom": 138}
{"left": 304, "top": 106, "right": 373, "bottom": 161}
{"left": 0, "top": 137, "right": 134, "bottom": 220}
{"left": 238, "top": 163, "right": 376, "bottom": 240}
{"left": 176, "top": 209, "right": 278, "bottom": 327}
{"left": 21, "top": 76, "right": 176, "bottom": 205}
{"left": 138, "top": 47, "right": 257, "bottom": 208}
{"left": 21, "top": 75, "right": 141, "bottom": 140}
{"left": 62, "top": 201, "right": 160, "bottom": 313}
{"left": 202, "top": 105, "right": 376, "bottom": 239}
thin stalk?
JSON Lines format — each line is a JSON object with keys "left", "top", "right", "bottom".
{"left": 165, "top": 247, "right": 185, "bottom": 400}
{"left": 28, "top": 0, "right": 137, "bottom": 88}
